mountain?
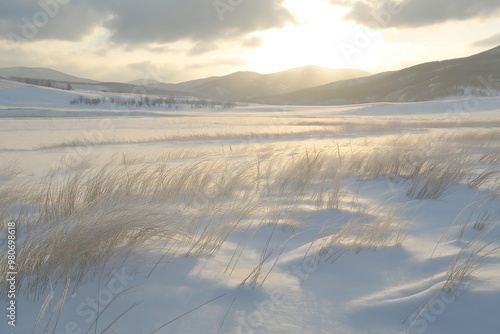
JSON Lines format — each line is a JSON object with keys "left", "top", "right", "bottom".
{"left": 147, "top": 76, "right": 221, "bottom": 94}
{"left": 128, "top": 78, "right": 161, "bottom": 85}
{"left": 98, "top": 82, "right": 198, "bottom": 97}
{"left": 257, "top": 45, "right": 500, "bottom": 105}
{"left": 0, "top": 65, "right": 370, "bottom": 102}
{"left": 177, "top": 67, "right": 370, "bottom": 101}
{"left": 0, "top": 67, "right": 99, "bottom": 84}
{"left": 264, "top": 66, "right": 370, "bottom": 92}
{"left": 11, "top": 45, "right": 500, "bottom": 106}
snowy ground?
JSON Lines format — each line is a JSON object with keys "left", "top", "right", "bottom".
{"left": 1, "top": 80, "right": 499, "bottom": 334}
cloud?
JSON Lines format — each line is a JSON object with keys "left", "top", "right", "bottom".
{"left": 127, "top": 61, "right": 180, "bottom": 82}
{"left": 472, "top": 33, "right": 500, "bottom": 48}
{"left": 188, "top": 35, "right": 263, "bottom": 56}
{"left": 242, "top": 36, "right": 262, "bottom": 48}
{"left": 127, "top": 61, "right": 155, "bottom": 72}
{"left": 1, "top": 0, "right": 295, "bottom": 47}
{"left": 0, "top": 0, "right": 101, "bottom": 42}
{"left": 185, "top": 57, "right": 248, "bottom": 70}
{"left": 189, "top": 42, "right": 219, "bottom": 56}
{"left": 148, "top": 46, "right": 172, "bottom": 54}
{"left": 330, "top": 0, "right": 500, "bottom": 29}
{"left": 104, "top": 0, "right": 295, "bottom": 45}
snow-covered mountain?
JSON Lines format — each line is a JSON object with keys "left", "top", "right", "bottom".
{"left": 182, "top": 66, "right": 370, "bottom": 100}
{"left": 0, "top": 66, "right": 370, "bottom": 101}
{"left": 138, "top": 66, "right": 371, "bottom": 101}
{"left": 2, "top": 45, "right": 499, "bottom": 105}
{"left": 256, "top": 45, "right": 500, "bottom": 105}
{"left": 0, "top": 67, "right": 98, "bottom": 84}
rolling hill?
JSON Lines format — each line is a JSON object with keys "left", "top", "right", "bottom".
{"left": 256, "top": 45, "right": 500, "bottom": 105}
{"left": 177, "top": 66, "right": 370, "bottom": 101}
{"left": 0, "top": 67, "right": 99, "bottom": 84}
{"left": 3, "top": 45, "right": 499, "bottom": 105}
{"left": 0, "top": 65, "right": 370, "bottom": 102}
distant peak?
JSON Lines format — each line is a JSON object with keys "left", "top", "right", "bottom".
{"left": 128, "top": 78, "right": 161, "bottom": 85}
{"left": 472, "top": 44, "right": 500, "bottom": 57}
{"left": 486, "top": 44, "right": 500, "bottom": 53}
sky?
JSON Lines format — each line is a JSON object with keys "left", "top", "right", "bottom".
{"left": 1, "top": 0, "right": 500, "bottom": 83}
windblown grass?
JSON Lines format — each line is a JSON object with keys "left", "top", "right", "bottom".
{"left": 1, "top": 125, "right": 498, "bottom": 332}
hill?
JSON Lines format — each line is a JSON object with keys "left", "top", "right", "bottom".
{"left": 257, "top": 45, "right": 500, "bottom": 105}
{"left": 0, "top": 67, "right": 99, "bottom": 84}
{"left": 179, "top": 67, "right": 370, "bottom": 101}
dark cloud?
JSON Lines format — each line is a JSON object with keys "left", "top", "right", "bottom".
{"left": 472, "top": 33, "right": 500, "bottom": 48}
{"left": 1, "top": 0, "right": 295, "bottom": 45}
{"left": 1, "top": 0, "right": 101, "bottom": 42}
{"left": 148, "top": 45, "right": 174, "bottom": 54}
{"left": 331, "top": 0, "right": 500, "bottom": 29}
{"left": 103, "top": 0, "right": 294, "bottom": 45}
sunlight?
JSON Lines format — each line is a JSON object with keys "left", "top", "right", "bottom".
{"left": 245, "top": 0, "right": 351, "bottom": 73}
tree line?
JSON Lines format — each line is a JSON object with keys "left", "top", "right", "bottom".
{"left": 70, "top": 95, "right": 240, "bottom": 109}
{"left": 8, "top": 77, "right": 72, "bottom": 90}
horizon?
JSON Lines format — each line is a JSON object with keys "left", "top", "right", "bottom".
{"left": 1, "top": 0, "right": 500, "bottom": 83}
{"left": 2, "top": 43, "right": 499, "bottom": 85}
{"left": 1, "top": 63, "right": 374, "bottom": 84}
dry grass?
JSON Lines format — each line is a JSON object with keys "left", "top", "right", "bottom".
{"left": 4, "top": 129, "right": 500, "bottom": 295}
{"left": 316, "top": 202, "right": 410, "bottom": 262}
{"left": 37, "top": 128, "right": 336, "bottom": 150}
{"left": 0, "top": 145, "right": 405, "bottom": 295}
{"left": 0, "top": 158, "right": 23, "bottom": 178}
{"left": 479, "top": 150, "right": 500, "bottom": 164}
{"left": 0, "top": 155, "right": 263, "bottom": 298}
{"left": 444, "top": 237, "right": 500, "bottom": 293}
{"left": 293, "top": 119, "right": 500, "bottom": 130}
{"left": 36, "top": 118, "right": 499, "bottom": 151}
{"left": 1, "top": 125, "right": 498, "bottom": 333}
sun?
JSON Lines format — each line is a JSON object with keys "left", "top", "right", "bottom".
{"left": 244, "top": 0, "right": 353, "bottom": 73}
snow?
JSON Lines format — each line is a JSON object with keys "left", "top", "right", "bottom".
{"left": 0, "top": 79, "right": 499, "bottom": 334}
{"left": 0, "top": 67, "right": 97, "bottom": 84}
